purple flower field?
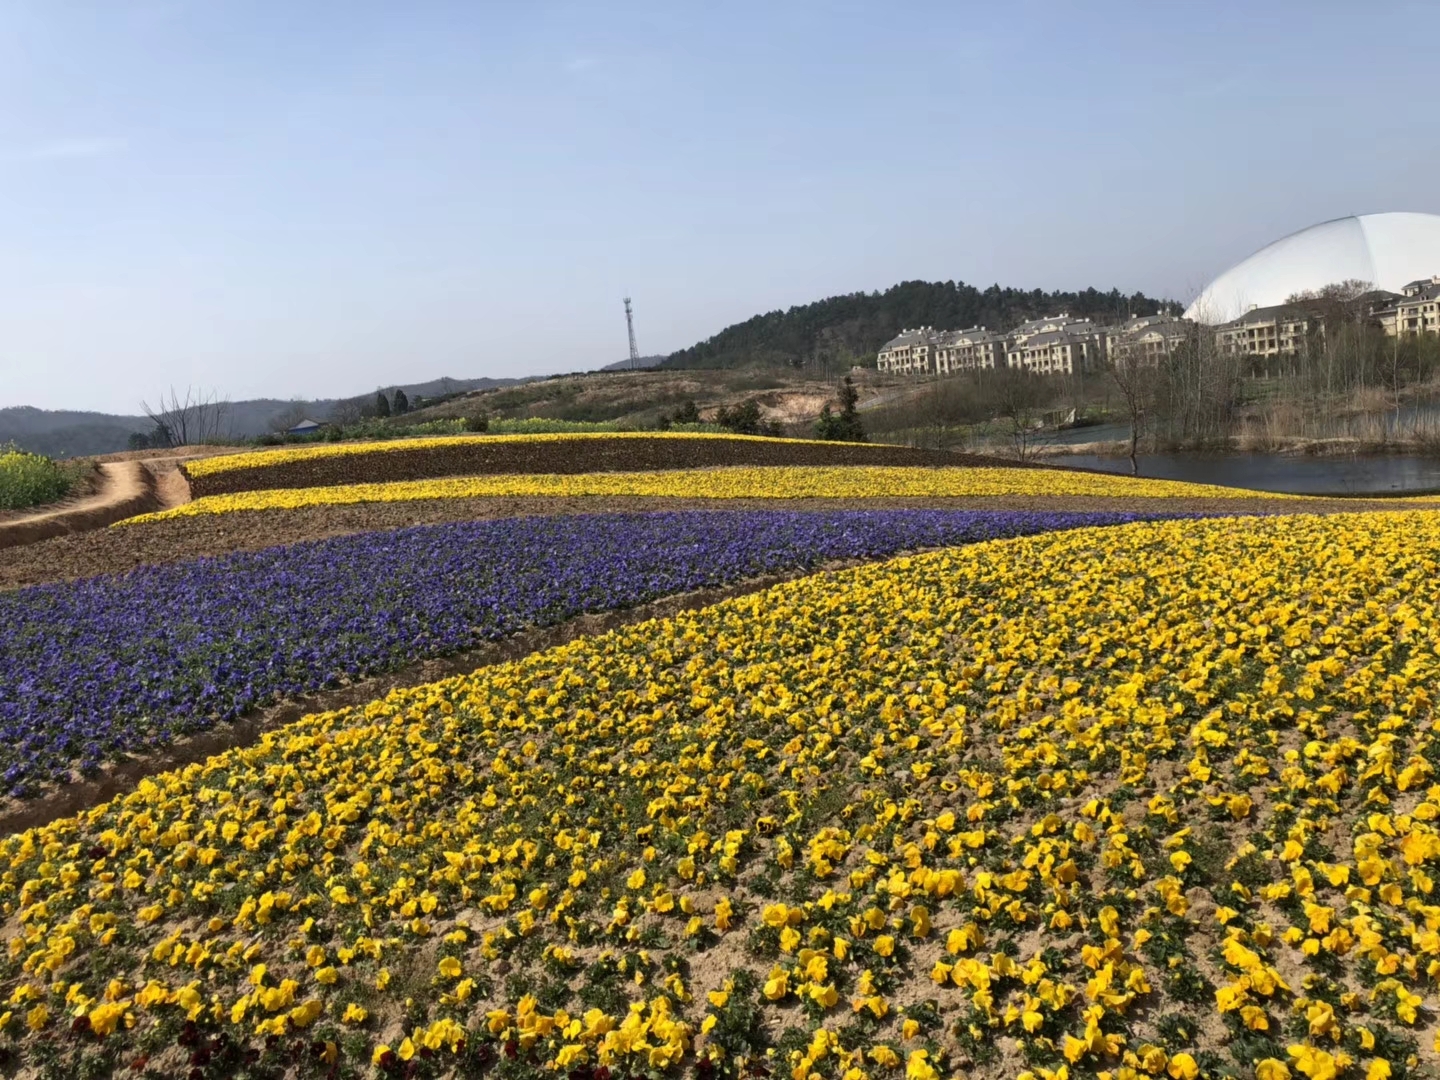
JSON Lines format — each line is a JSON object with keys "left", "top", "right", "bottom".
{"left": 0, "top": 510, "right": 1180, "bottom": 794}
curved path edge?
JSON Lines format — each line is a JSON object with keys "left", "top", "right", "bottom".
{"left": 0, "top": 461, "right": 160, "bottom": 550}
{"left": 0, "top": 562, "right": 854, "bottom": 836}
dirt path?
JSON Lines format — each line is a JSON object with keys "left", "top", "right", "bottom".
{"left": 0, "top": 453, "right": 194, "bottom": 553}
{"left": 137, "top": 454, "right": 195, "bottom": 510}
{"left": 0, "top": 461, "right": 161, "bottom": 550}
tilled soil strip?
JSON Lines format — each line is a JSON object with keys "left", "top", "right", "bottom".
{"left": 0, "top": 494, "right": 1367, "bottom": 592}
{"left": 0, "top": 560, "right": 880, "bottom": 835}
{"left": 184, "top": 437, "right": 1051, "bottom": 496}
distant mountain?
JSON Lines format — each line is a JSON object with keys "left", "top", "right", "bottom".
{"left": 597, "top": 355, "right": 667, "bottom": 372}
{"left": 665, "top": 280, "right": 1180, "bottom": 370}
{"left": 2, "top": 375, "right": 520, "bottom": 457}
{"left": 0, "top": 407, "right": 152, "bottom": 459}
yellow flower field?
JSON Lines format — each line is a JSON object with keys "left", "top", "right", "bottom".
{"left": 6, "top": 511, "right": 1440, "bottom": 1078}
{"left": 184, "top": 432, "right": 889, "bottom": 479}
{"left": 126, "top": 465, "right": 1299, "bottom": 522}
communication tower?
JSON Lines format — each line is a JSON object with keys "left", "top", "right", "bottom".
{"left": 624, "top": 297, "right": 640, "bottom": 369}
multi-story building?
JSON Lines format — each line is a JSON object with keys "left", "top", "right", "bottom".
{"left": 1005, "top": 315, "right": 1108, "bottom": 375}
{"left": 933, "top": 327, "right": 1008, "bottom": 374}
{"left": 1376, "top": 276, "right": 1440, "bottom": 337}
{"left": 1213, "top": 304, "right": 1312, "bottom": 359}
{"left": 1108, "top": 314, "right": 1192, "bottom": 366}
{"left": 877, "top": 312, "right": 1193, "bottom": 377}
{"left": 875, "top": 327, "right": 938, "bottom": 375}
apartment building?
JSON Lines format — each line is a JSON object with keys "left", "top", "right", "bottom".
{"left": 1376, "top": 276, "right": 1440, "bottom": 337}
{"left": 1108, "top": 314, "right": 1192, "bottom": 365}
{"left": 1213, "top": 304, "right": 1312, "bottom": 359}
{"left": 933, "top": 327, "right": 1008, "bottom": 373}
{"left": 875, "top": 326, "right": 939, "bottom": 375}
{"left": 879, "top": 314, "right": 1113, "bottom": 377}
{"left": 1005, "top": 315, "right": 1108, "bottom": 375}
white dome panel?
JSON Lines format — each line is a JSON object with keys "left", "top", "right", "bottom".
{"left": 1185, "top": 212, "right": 1440, "bottom": 323}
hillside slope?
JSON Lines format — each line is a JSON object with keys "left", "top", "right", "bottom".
{"left": 665, "top": 279, "right": 1178, "bottom": 370}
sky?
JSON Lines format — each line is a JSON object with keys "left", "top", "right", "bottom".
{"left": 2, "top": 0, "right": 1439, "bottom": 413}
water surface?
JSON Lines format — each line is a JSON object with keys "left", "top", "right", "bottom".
{"left": 1058, "top": 452, "right": 1440, "bottom": 496}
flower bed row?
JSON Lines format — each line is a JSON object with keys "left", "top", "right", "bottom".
{"left": 3, "top": 511, "right": 1438, "bottom": 1079}
{"left": 0, "top": 509, "right": 1164, "bottom": 796}
{"left": 183, "top": 433, "right": 1003, "bottom": 497}
{"left": 136, "top": 466, "right": 1292, "bottom": 523}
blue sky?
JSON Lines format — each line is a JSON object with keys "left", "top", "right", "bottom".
{"left": 2, "top": 0, "right": 1438, "bottom": 412}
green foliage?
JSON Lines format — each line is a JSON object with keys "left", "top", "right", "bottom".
{"left": 126, "top": 423, "right": 174, "bottom": 451}
{"left": 815, "top": 376, "right": 867, "bottom": 442}
{"left": 658, "top": 400, "right": 702, "bottom": 430}
{"left": 374, "top": 391, "right": 391, "bottom": 418}
{"left": 486, "top": 417, "right": 625, "bottom": 434}
{"left": 392, "top": 389, "right": 409, "bottom": 415}
{"left": 713, "top": 399, "right": 781, "bottom": 437}
{"left": 666, "top": 279, "right": 1177, "bottom": 370}
{"left": 0, "top": 443, "right": 90, "bottom": 510}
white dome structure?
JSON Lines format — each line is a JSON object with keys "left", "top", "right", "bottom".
{"left": 1185, "top": 212, "right": 1440, "bottom": 323}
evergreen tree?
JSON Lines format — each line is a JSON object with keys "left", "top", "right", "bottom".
{"left": 815, "top": 376, "right": 867, "bottom": 442}
{"left": 392, "top": 389, "right": 409, "bottom": 415}
{"left": 375, "top": 391, "right": 391, "bottom": 418}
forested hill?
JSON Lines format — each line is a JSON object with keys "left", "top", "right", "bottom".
{"left": 665, "top": 280, "right": 1180, "bottom": 370}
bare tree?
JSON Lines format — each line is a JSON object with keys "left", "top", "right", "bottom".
{"left": 326, "top": 397, "right": 368, "bottom": 426}
{"left": 267, "top": 401, "right": 311, "bottom": 433}
{"left": 1108, "top": 349, "right": 1160, "bottom": 474}
{"left": 982, "top": 368, "right": 1050, "bottom": 459}
{"left": 141, "top": 386, "right": 233, "bottom": 447}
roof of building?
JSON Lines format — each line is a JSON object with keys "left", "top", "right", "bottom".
{"left": 879, "top": 328, "right": 937, "bottom": 350}
{"left": 1399, "top": 283, "right": 1440, "bottom": 304}
{"left": 951, "top": 328, "right": 1006, "bottom": 345}
{"left": 286, "top": 419, "right": 326, "bottom": 432}
{"left": 1013, "top": 329, "right": 1093, "bottom": 348}
{"left": 1215, "top": 304, "right": 1310, "bottom": 329}
{"left": 1116, "top": 314, "right": 1183, "bottom": 332}
{"left": 1187, "top": 213, "right": 1440, "bottom": 323}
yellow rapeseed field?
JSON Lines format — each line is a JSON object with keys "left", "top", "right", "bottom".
{"left": 125, "top": 465, "right": 1298, "bottom": 523}
{"left": 5, "top": 512, "right": 1440, "bottom": 1078}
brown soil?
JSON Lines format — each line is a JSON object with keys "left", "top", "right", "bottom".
{"left": 184, "top": 436, "right": 1052, "bottom": 497}
{"left": 139, "top": 454, "right": 195, "bottom": 509}
{"left": 0, "top": 493, "right": 1412, "bottom": 592}
{"left": 89, "top": 444, "right": 252, "bottom": 464}
{"left": 0, "top": 461, "right": 161, "bottom": 550}
{"left": 0, "top": 563, "right": 867, "bottom": 835}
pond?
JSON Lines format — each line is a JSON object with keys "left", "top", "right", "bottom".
{"left": 1056, "top": 451, "right": 1440, "bottom": 496}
